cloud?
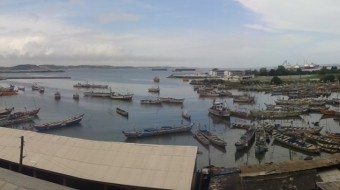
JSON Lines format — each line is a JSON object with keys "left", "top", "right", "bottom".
{"left": 237, "top": 0, "right": 340, "bottom": 34}
{"left": 243, "top": 24, "right": 278, "bottom": 33}
{"left": 98, "top": 12, "right": 141, "bottom": 24}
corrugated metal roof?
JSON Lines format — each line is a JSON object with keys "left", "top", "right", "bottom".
{"left": 0, "top": 128, "right": 197, "bottom": 190}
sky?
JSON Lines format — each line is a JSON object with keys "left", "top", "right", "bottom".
{"left": 0, "top": 0, "right": 339, "bottom": 68}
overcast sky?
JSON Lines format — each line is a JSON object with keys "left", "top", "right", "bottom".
{"left": 0, "top": 0, "right": 339, "bottom": 68}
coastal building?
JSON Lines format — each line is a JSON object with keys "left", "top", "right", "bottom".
{"left": 0, "top": 127, "right": 197, "bottom": 190}
{"left": 209, "top": 68, "right": 254, "bottom": 81}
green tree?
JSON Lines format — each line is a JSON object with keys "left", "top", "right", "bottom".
{"left": 271, "top": 76, "right": 283, "bottom": 85}
{"left": 276, "top": 65, "right": 287, "bottom": 75}
{"left": 259, "top": 68, "right": 268, "bottom": 76}
{"left": 331, "top": 66, "right": 338, "bottom": 73}
{"left": 322, "top": 74, "right": 335, "bottom": 83}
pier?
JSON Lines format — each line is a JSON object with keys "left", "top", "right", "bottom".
{"left": 0, "top": 128, "right": 197, "bottom": 190}
{"left": 207, "top": 154, "right": 340, "bottom": 190}
{"left": 2, "top": 76, "right": 71, "bottom": 80}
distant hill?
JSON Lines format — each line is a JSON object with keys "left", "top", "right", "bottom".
{"left": 0, "top": 64, "right": 42, "bottom": 70}
{"left": 0, "top": 64, "right": 65, "bottom": 73}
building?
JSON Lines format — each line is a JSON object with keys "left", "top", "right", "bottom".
{"left": 0, "top": 127, "right": 198, "bottom": 190}
{"left": 209, "top": 69, "right": 254, "bottom": 81}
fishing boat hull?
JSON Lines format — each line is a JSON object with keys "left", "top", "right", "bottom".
{"left": 273, "top": 131, "right": 320, "bottom": 154}
{"left": 116, "top": 108, "right": 128, "bottom": 117}
{"left": 110, "top": 94, "right": 133, "bottom": 101}
{"left": 194, "top": 132, "right": 210, "bottom": 146}
{"left": 208, "top": 109, "right": 230, "bottom": 118}
{"left": 34, "top": 114, "right": 84, "bottom": 131}
{"left": 122, "top": 124, "right": 193, "bottom": 138}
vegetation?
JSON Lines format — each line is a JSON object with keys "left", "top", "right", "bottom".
{"left": 320, "top": 74, "right": 336, "bottom": 83}
{"left": 271, "top": 76, "right": 283, "bottom": 85}
{"left": 251, "top": 65, "right": 340, "bottom": 77}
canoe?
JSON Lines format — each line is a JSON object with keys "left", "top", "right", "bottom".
{"left": 194, "top": 131, "right": 210, "bottom": 146}
{"left": 273, "top": 131, "right": 320, "bottom": 154}
{"left": 116, "top": 108, "right": 128, "bottom": 117}
{"left": 199, "top": 129, "right": 227, "bottom": 147}
{"left": 34, "top": 114, "right": 84, "bottom": 131}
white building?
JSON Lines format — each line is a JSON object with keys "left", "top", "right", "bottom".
{"left": 209, "top": 69, "right": 254, "bottom": 81}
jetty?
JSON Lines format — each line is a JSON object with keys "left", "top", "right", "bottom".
{"left": 0, "top": 127, "right": 197, "bottom": 190}
{"left": 2, "top": 76, "right": 71, "bottom": 80}
{"left": 205, "top": 154, "right": 340, "bottom": 190}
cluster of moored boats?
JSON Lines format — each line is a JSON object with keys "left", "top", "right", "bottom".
{"left": 0, "top": 107, "right": 84, "bottom": 131}
{"left": 231, "top": 122, "right": 340, "bottom": 155}
{"left": 0, "top": 84, "right": 18, "bottom": 96}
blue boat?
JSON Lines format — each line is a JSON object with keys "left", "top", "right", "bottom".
{"left": 122, "top": 123, "right": 193, "bottom": 138}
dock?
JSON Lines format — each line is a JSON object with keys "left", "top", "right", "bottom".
{"left": 207, "top": 154, "right": 340, "bottom": 190}
{"left": 0, "top": 127, "right": 197, "bottom": 190}
{"left": 2, "top": 76, "right": 71, "bottom": 79}
{"left": 240, "top": 154, "right": 340, "bottom": 177}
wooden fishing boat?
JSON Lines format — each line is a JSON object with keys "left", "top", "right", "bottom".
{"left": 320, "top": 109, "right": 336, "bottom": 116}
{"left": 199, "top": 92, "right": 220, "bottom": 98}
{"left": 304, "top": 133, "right": 340, "bottom": 145}
{"left": 110, "top": 93, "right": 133, "bottom": 101}
{"left": 199, "top": 129, "right": 227, "bottom": 147}
{"left": 316, "top": 142, "right": 340, "bottom": 151}
{"left": 8, "top": 108, "right": 40, "bottom": 120}
{"left": 116, "top": 108, "right": 128, "bottom": 117}
{"left": 232, "top": 123, "right": 252, "bottom": 130}
{"left": 0, "top": 90, "right": 18, "bottom": 96}
{"left": 182, "top": 111, "right": 191, "bottom": 120}
{"left": 0, "top": 115, "right": 34, "bottom": 127}
{"left": 153, "top": 76, "right": 160, "bottom": 83}
{"left": 182, "top": 78, "right": 189, "bottom": 82}
{"left": 54, "top": 91, "right": 61, "bottom": 100}
{"left": 0, "top": 108, "right": 13, "bottom": 117}
{"left": 319, "top": 147, "right": 338, "bottom": 153}
{"left": 18, "top": 87, "right": 25, "bottom": 91}
{"left": 325, "top": 132, "right": 340, "bottom": 141}
{"left": 193, "top": 131, "right": 210, "bottom": 146}
{"left": 159, "top": 97, "right": 184, "bottom": 104}
{"left": 255, "top": 128, "right": 268, "bottom": 154}
{"left": 73, "top": 93, "right": 79, "bottom": 100}
{"left": 274, "top": 124, "right": 323, "bottom": 135}
{"left": 235, "top": 128, "right": 256, "bottom": 150}
{"left": 230, "top": 110, "right": 251, "bottom": 119}
{"left": 122, "top": 123, "right": 193, "bottom": 138}
{"left": 39, "top": 87, "right": 45, "bottom": 94}
{"left": 272, "top": 131, "right": 320, "bottom": 154}
{"left": 140, "top": 99, "right": 162, "bottom": 105}
{"left": 34, "top": 114, "right": 84, "bottom": 131}
{"left": 83, "top": 91, "right": 111, "bottom": 97}
{"left": 73, "top": 82, "right": 108, "bottom": 89}
{"left": 233, "top": 95, "right": 255, "bottom": 104}
{"left": 208, "top": 101, "right": 230, "bottom": 118}
{"left": 148, "top": 86, "right": 160, "bottom": 93}
{"left": 31, "top": 83, "right": 40, "bottom": 91}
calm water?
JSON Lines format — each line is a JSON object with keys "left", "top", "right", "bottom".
{"left": 1, "top": 68, "right": 339, "bottom": 169}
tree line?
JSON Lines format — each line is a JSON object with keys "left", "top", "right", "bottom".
{"left": 252, "top": 65, "right": 339, "bottom": 76}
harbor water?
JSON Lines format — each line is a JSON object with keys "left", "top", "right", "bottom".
{"left": 0, "top": 68, "right": 339, "bottom": 169}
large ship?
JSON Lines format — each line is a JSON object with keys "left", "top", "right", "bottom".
{"left": 208, "top": 101, "right": 230, "bottom": 118}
